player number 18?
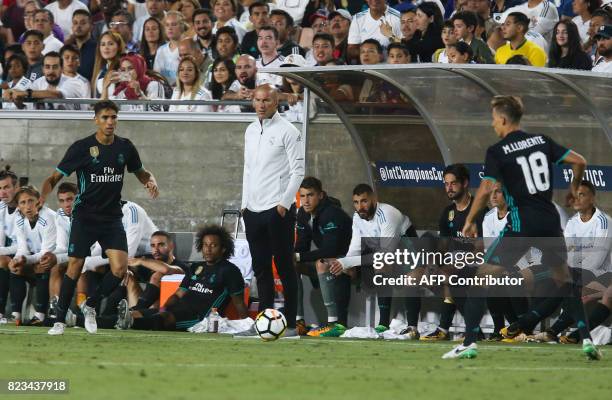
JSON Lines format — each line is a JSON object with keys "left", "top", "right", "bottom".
{"left": 516, "top": 151, "right": 550, "bottom": 194}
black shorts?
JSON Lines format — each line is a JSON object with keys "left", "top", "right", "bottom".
{"left": 166, "top": 303, "right": 201, "bottom": 330}
{"left": 68, "top": 216, "right": 128, "bottom": 258}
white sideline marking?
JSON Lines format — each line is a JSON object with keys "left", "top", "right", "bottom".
{"left": 1, "top": 359, "right": 611, "bottom": 372}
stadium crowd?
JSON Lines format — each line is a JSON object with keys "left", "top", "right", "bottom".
{"left": 1, "top": 0, "right": 611, "bottom": 117}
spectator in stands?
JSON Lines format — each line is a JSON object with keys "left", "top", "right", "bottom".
{"left": 92, "top": 31, "right": 125, "bottom": 98}
{"left": 8, "top": 51, "right": 89, "bottom": 110}
{"left": 92, "top": 0, "right": 123, "bottom": 41}
{"left": 127, "top": 0, "right": 150, "bottom": 21}
{"left": 1, "top": 54, "right": 30, "bottom": 110}
{"left": 347, "top": 0, "right": 401, "bottom": 64}
{"left": 310, "top": 11, "right": 329, "bottom": 34}
{"left": 209, "top": 58, "right": 240, "bottom": 112}
{"left": 311, "top": 32, "right": 337, "bottom": 65}
{"left": 66, "top": 9, "right": 96, "bottom": 81}
{"left": 59, "top": 44, "right": 92, "bottom": 100}
{"left": 279, "top": 54, "right": 315, "bottom": 122}
{"left": 154, "top": 11, "right": 184, "bottom": 86}
{"left": 387, "top": 42, "right": 411, "bottom": 63}
{"left": 110, "top": 11, "right": 139, "bottom": 53}
{"left": 413, "top": 2, "right": 444, "bottom": 62}
{"left": 447, "top": 40, "right": 475, "bottom": 63}
{"left": 193, "top": 8, "right": 214, "bottom": 58}
{"left": 592, "top": 24, "right": 612, "bottom": 72}
{"left": 176, "top": 0, "right": 199, "bottom": 37}
{"left": 274, "top": 0, "right": 309, "bottom": 26}
{"left": 453, "top": 11, "right": 494, "bottom": 63}
{"left": 240, "top": 2, "right": 270, "bottom": 58}
{"left": 22, "top": 29, "right": 44, "bottom": 81}
{"left": 102, "top": 53, "right": 166, "bottom": 111}
{"left": 397, "top": 8, "right": 419, "bottom": 62}
{"left": 328, "top": 9, "right": 351, "bottom": 63}
{"left": 586, "top": 9, "right": 610, "bottom": 59}
{"left": 212, "top": 0, "right": 246, "bottom": 42}
{"left": 44, "top": 0, "right": 87, "bottom": 38}
{"left": 357, "top": 39, "right": 385, "bottom": 103}
{"left": 495, "top": 12, "right": 547, "bottom": 66}
{"left": 502, "top": 0, "right": 559, "bottom": 43}
{"left": 572, "top": 0, "right": 601, "bottom": 45}
{"left": 270, "top": 9, "right": 306, "bottom": 57}
{"left": 140, "top": 17, "right": 166, "bottom": 70}
{"left": 255, "top": 25, "right": 283, "bottom": 85}
{"left": 178, "top": 38, "right": 211, "bottom": 75}
{"left": 1, "top": 0, "right": 26, "bottom": 41}
{"left": 548, "top": 20, "right": 592, "bottom": 69}
{"left": 170, "top": 55, "right": 213, "bottom": 112}
{"left": 433, "top": 20, "right": 457, "bottom": 62}
{"left": 213, "top": 26, "right": 240, "bottom": 62}
{"left": 491, "top": 0, "right": 523, "bottom": 14}
{"left": 8, "top": 186, "right": 56, "bottom": 326}
{"left": 34, "top": 9, "right": 63, "bottom": 55}
{"left": 505, "top": 54, "right": 531, "bottom": 64}
{"left": 133, "top": 0, "right": 167, "bottom": 42}
{"left": 221, "top": 54, "right": 265, "bottom": 111}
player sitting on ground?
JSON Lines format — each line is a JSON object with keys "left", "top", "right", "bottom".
{"left": 531, "top": 180, "right": 611, "bottom": 343}
{"left": 8, "top": 186, "right": 57, "bottom": 326}
{"left": 0, "top": 166, "right": 20, "bottom": 324}
{"left": 294, "top": 177, "right": 352, "bottom": 337}
{"left": 319, "top": 183, "right": 417, "bottom": 334}
{"left": 126, "top": 230, "right": 190, "bottom": 310}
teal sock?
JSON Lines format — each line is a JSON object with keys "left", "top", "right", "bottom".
{"left": 317, "top": 271, "right": 338, "bottom": 322}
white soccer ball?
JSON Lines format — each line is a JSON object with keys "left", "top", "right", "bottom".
{"left": 254, "top": 308, "right": 287, "bottom": 341}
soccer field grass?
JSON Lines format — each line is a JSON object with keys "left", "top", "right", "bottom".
{"left": 1, "top": 326, "right": 610, "bottom": 400}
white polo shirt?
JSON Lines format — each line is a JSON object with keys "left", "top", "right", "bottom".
{"left": 348, "top": 7, "right": 402, "bottom": 48}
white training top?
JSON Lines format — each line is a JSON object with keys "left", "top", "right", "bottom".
{"left": 54, "top": 207, "right": 70, "bottom": 265}
{"left": 274, "top": 0, "right": 309, "bottom": 25}
{"left": 572, "top": 15, "right": 591, "bottom": 45}
{"left": 241, "top": 112, "right": 305, "bottom": 212}
{"left": 339, "top": 202, "right": 412, "bottom": 270}
{"left": 169, "top": 85, "right": 213, "bottom": 112}
{"left": 0, "top": 201, "right": 19, "bottom": 256}
{"left": 592, "top": 60, "right": 612, "bottom": 73}
{"left": 502, "top": 1, "right": 559, "bottom": 42}
{"left": 482, "top": 207, "right": 509, "bottom": 250}
{"left": 45, "top": 0, "right": 88, "bottom": 38}
{"left": 153, "top": 43, "right": 180, "bottom": 86}
{"left": 348, "top": 7, "right": 402, "bottom": 48}
{"left": 28, "top": 75, "right": 89, "bottom": 110}
{"left": 2, "top": 77, "right": 31, "bottom": 110}
{"left": 13, "top": 206, "right": 57, "bottom": 265}
{"left": 564, "top": 208, "right": 612, "bottom": 276}
{"left": 122, "top": 200, "right": 158, "bottom": 257}
{"left": 256, "top": 54, "right": 284, "bottom": 87}
{"left": 42, "top": 34, "right": 64, "bottom": 55}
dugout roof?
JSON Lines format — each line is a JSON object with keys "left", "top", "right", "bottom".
{"left": 272, "top": 65, "right": 612, "bottom": 216}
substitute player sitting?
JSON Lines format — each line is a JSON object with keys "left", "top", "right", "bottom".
{"left": 8, "top": 186, "right": 57, "bottom": 325}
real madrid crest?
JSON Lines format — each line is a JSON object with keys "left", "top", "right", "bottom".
{"left": 89, "top": 146, "right": 99, "bottom": 158}
{"left": 194, "top": 265, "right": 204, "bottom": 275}
{"left": 448, "top": 210, "right": 455, "bottom": 222}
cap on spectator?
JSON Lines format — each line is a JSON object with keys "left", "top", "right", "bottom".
{"left": 281, "top": 54, "right": 307, "bottom": 67}
{"left": 328, "top": 9, "right": 352, "bottom": 21}
{"left": 594, "top": 24, "right": 612, "bottom": 39}
{"left": 309, "top": 11, "right": 328, "bottom": 25}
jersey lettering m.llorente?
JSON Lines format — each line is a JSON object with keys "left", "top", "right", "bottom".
{"left": 56, "top": 134, "right": 143, "bottom": 220}
{"left": 483, "top": 130, "right": 570, "bottom": 235}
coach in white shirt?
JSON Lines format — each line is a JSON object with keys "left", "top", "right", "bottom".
{"left": 240, "top": 84, "right": 305, "bottom": 336}
{"left": 347, "top": 0, "right": 402, "bottom": 62}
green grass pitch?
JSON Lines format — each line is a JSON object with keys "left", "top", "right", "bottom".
{"left": 1, "top": 325, "right": 611, "bottom": 400}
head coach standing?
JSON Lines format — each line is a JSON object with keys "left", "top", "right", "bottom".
{"left": 237, "top": 84, "right": 305, "bottom": 338}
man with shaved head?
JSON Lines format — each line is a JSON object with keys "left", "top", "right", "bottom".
{"left": 235, "top": 84, "right": 305, "bottom": 338}
{"left": 222, "top": 54, "right": 275, "bottom": 111}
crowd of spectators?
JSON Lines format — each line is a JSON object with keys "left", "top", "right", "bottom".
{"left": 1, "top": 0, "right": 611, "bottom": 116}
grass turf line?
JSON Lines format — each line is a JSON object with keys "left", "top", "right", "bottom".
{"left": 0, "top": 326, "right": 610, "bottom": 400}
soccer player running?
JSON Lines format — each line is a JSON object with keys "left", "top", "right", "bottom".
{"left": 443, "top": 95, "right": 601, "bottom": 360}
{"left": 42, "top": 100, "right": 159, "bottom": 336}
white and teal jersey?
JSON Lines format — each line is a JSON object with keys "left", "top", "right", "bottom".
{"left": 564, "top": 208, "right": 612, "bottom": 276}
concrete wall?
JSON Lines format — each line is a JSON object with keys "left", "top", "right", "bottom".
{"left": 0, "top": 114, "right": 368, "bottom": 231}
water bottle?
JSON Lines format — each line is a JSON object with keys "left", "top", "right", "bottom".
{"left": 207, "top": 308, "right": 220, "bottom": 333}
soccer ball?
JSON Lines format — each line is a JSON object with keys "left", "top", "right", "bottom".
{"left": 255, "top": 309, "right": 287, "bottom": 341}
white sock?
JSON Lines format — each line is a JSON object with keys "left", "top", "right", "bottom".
{"left": 327, "top": 317, "right": 338, "bottom": 323}
{"left": 296, "top": 315, "right": 304, "bottom": 321}
{"left": 12, "top": 312, "right": 21, "bottom": 320}
{"left": 438, "top": 327, "right": 448, "bottom": 334}
{"left": 35, "top": 312, "right": 46, "bottom": 321}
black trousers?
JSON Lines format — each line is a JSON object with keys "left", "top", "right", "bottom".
{"left": 244, "top": 206, "right": 297, "bottom": 328}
